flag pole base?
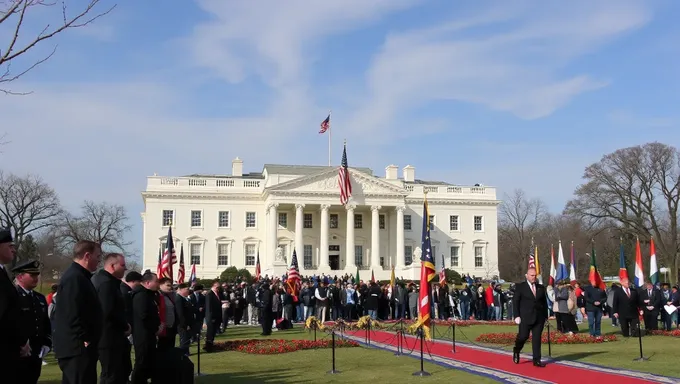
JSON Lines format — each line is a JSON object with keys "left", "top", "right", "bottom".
{"left": 412, "top": 371, "right": 432, "bottom": 377}
{"left": 633, "top": 357, "right": 648, "bottom": 362}
{"left": 327, "top": 370, "right": 341, "bottom": 374}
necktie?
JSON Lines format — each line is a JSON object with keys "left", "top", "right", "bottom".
{"left": 625, "top": 288, "right": 630, "bottom": 297}
{"left": 530, "top": 283, "right": 536, "bottom": 296}
{"left": 648, "top": 290, "right": 651, "bottom": 297}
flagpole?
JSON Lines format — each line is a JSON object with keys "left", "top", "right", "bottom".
{"left": 328, "top": 110, "right": 332, "bottom": 166}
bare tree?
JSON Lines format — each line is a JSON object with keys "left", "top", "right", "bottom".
{"left": 56, "top": 200, "right": 132, "bottom": 252}
{"left": 498, "top": 189, "right": 548, "bottom": 280}
{"left": 0, "top": 171, "right": 61, "bottom": 266}
{"left": 565, "top": 142, "right": 680, "bottom": 283}
{"left": 1, "top": 0, "right": 115, "bottom": 94}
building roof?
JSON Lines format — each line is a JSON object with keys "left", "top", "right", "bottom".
{"left": 184, "top": 173, "right": 264, "bottom": 179}
{"left": 262, "top": 164, "right": 374, "bottom": 176}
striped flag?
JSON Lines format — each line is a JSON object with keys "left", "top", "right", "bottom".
{"left": 414, "top": 195, "right": 436, "bottom": 339}
{"left": 287, "top": 250, "right": 301, "bottom": 300}
{"left": 528, "top": 239, "right": 536, "bottom": 270}
{"left": 159, "top": 226, "right": 177, "bottom": 280}
{"left": 338, "top": 142, "right": 352, "bottom": 205}
{"left": 439, "top": 254, "right": 446, "bottom": 284}
{"left": 649, "top": 237, "right": 658, "bottom": 285}
{"left": 255, "top": 249, "right": 261, "bottom": 282}
{"left": 569, "top": 241, "right": 576, "bottom": 282}
{"left": 319, "top": 113, "right": 330, "bottom": 134}
{"left": 549, "top": 244, "right": 556, "bottom": 286}
{"left": 535, "top": 243, "right": 543, "bottom": 285}
{"left": 588, "top": 242, "right": 606, "bottom": 290}
{"left": 189, "top": 263, "right": 197, "bottom": 286}
{"left": 177, "top": 244, "right": 186, "bottom": 284}
{"left": 619, "top": 238, "right": 629, "bottom": 281}
{"left": 156, "top": 248, "right": 162, "bottom": 276}
{"left": 634, "top": 237, "right": 645, "bottom": 288}
{"left": 556, "top": 241, "right": 568, "bottom": 282}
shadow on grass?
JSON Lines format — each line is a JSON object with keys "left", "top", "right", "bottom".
{"left": 552, "top": 351, "right": 607, "bottom": 361}
{"left": 196, "top": 368, "right": 304, "bottom": 384}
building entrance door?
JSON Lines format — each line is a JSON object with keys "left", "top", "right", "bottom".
{"left": 329, "top": 245, "right": 340, "bottom": 270}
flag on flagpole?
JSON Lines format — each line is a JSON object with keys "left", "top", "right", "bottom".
{"left": 619, "top": 238, "right": 629, "bottom": 281}
{"left": 156, "top": 248, "right": 162, "bottom": 276}
{"left": 588, "top": 242, "right": 606, "bottom": 290}
{"left": 319, "top": 113, "right": 330, "bottom": 133}
{"left": 338, "top": 141, "right": 352, "bottom": 205}
{"left": 535, "top": 243, "right": 543, "bottom": 285}
{"left": 556, "top": 240, "right": 568, "bottom": 282}
{"left": 528, "top": 238, "right": 536, "bottom": 270}
{"left": 355, "top": 267, "right": 360, "bottom": 284}
{"left": 255, "top": 249, "right": 261, "bottom": 282}
{"left": 413, "top": 195, "right": 436, "bottom": 340}
{"left": 371, "top": 269, "right": 375, "bottom": 283}
{"left": 634, "top": 237, "right": 645, "bottom": 288}
{"left": 177, "top": 244, "right": 186, "bottom": 284}
{"left": 439, "top": 254, "right": 446, "bottom": 284}
{"left": 160, "top": 226, "right": 177, "bottom": 280}
{"left": 390, "top": 265, "right": 395, "bottom": 289}
{"left": 286, "top": 250, "right": 301, "bottom": 302}
{"left": 189, "top": 263, "right": 197, "bottom": 286}
{"left": 569, "top": 241, "right": 576, "bottom": 282}
{"left": 549, "top": 244, "right": 556, "bottom": 286}
{"left": 649, "top": 237, "right": 658, "bottom": 285}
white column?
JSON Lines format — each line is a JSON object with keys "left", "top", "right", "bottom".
{"left": 345, "top": 204, "right": 356, "bottom": 270}
{"left": 396, "top": 205, "right": 405, "bottom": 270}
{"left": 295, "top": 203, "right": 305, "bottom": 272}
{"left": 268, "top": 203, "right": 278, "bottom": 268}
{"left": 371, "top": 205, "right": 381, "bottom": 270}
{"left": 319, "top": 204, "right": 330, "bottom": 270}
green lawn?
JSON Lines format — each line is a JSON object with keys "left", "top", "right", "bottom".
{"left": 38, "top": 326, "right": 496, "bottom": 383}
{"left": 429, "top": 320, "right": 679, "bottom": 378}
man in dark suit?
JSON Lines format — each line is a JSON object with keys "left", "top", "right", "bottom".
{"left": 612, "top": 277, "right": 642, "bottom": 337}
{"left": 639, "top": 281, "right": 661, "bottom": 331}
{"left": 512, "top": 267, "right": 547, "bottom": 367}
{"left": 189, "top": 284, "right": 205, "bottom": 341}
{"left": 13, "top": 260, "right": 52, "bottom": 384}
{"left": 0, "top": 228, "right": 20, "bottom": 384}
{"left": 91, "top": 253, "right": 130, "bottom": 384}
{"left": 53, "top": 240, "right": 104, "bottom": 384}
{"left": 203, "top": 280, "right": 224, "bottom": 352}
{"left": 131, "top": 271, "right": 161, "bottom": 384}
{"left": 260, "top": 282, "right": 273, "bottom": 336}
{"left": 175, "top": 283, "right": 195, "bottom": 356}
{"left": 120, "top": 270, "right": 142, "bottom": 381}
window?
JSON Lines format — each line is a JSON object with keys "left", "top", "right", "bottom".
{"left": 449, "top": 215, "right": 459, "bottom": 231}
{"left": 450, "top": 246, "right": 460, "bottom": 267}
{"left": 162, "top": 210, "right": 174, "bottom": 226}
{"left": 245, "top": 244, "right": 256, "bottom": 266}
{"left": 217, "top": 244, "right": 229, "bottom": 266}
{"left": 354, "top": 214, "right": 363, "bottom": 229}
{"left": 303, "top": 245, "right": 313, "bottom": 269}
{"left": 330, "top": 214, "right": 339, "bottom": 229}
{"left": 190, "top": 243, "right": 201, "bottom": 265}
{"left": 278, "top": 244, "right": 288, "bottom": 261}
{"left": 218, "top": 211, "right": 230, "bottom": 228}
{"left": 428, "top": 215, "right": 435, "bottom": 231}
{"left": 405, "top": 245, "right": 413, "bottom": 266}
{"left": 354, "top": 245, "right": 363, "bottom": 266}
{"left": 404, "top": 215, "right": 412, "bottom": 230}
{"left": 432, "top": 245, "right": 437, "bottom": 259}
{"left": 379, "top": 214, "right": 385, "bottom": 229}
{"left": 380, "top": 256, "right": 384, "bottom": 267}
{"left": 474, "top": 216, "right": 483, "bottom": 231}
{"left": 303, "top": 213, "right": 313, "bottom": 229}
{"left": 246, "top": 212, "right": 256, "bottom": 228}
{"left": 474, "top": 246, "right": 483, "bottom": 267}
{"left": 329, "top": 245, "right": 340, "bottom": 252}
{"left": 191, "top": 210, "right": 202, "bottom": 227}
{"left": 278, "top": 212, "right": 287, "bottom": 228}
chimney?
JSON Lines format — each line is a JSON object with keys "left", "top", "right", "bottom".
{"left": 385, "top": 165, "right": 398, "bottom": 180}
{"left": 403, "top": 165, "right": 415, "bottom": 182}
{"left": 232, "top": 157, "right": 243, "bottom": 177}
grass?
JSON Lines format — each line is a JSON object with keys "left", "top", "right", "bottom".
{"left": 38, "top": 325, "right": 496, "bottom": 383}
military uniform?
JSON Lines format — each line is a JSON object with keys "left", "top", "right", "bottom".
{"left": 13, "top": 260, "right": 52, "bottom": 384}
{"left": 0, "top": 228, "right": 21, "bottom": 384}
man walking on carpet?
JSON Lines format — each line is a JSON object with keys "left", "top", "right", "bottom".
{"left": 512, "top": 267, "right": 547, "bottom": 367}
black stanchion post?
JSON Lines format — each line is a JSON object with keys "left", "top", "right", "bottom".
{"left": 451, "top": 322, "right": 456, "bottom": 353}
{"left": 633, "top": 321, "right": 648, "bottom": 362}
{"left": 327, "top": 331, "right": 341, "bottom": 374}
{"left": 394, "top": 320, "right": 403, "bottom": 356}
{"left": 412, "top": 327, "right": 431, "bottom": 377}
{"left": 546, "top": 320, "right": 552, "bottom": 358}
{"left": 367, "top": 318, "right": 371, "bottom": 346}
{"left": 196, "top": 330, "right": 204, "bottom": 377}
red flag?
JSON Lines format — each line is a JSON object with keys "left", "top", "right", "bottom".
{"left": 338, "top": 142, "right": 352, "bottom": 205}
{"left": 371, "top": 269, "right": 375, "bottom": 283}
{"left": 255, "top": 250, "right": 261, "bottom": 281}
{"left": 176, "top": 245, "right": 185, "bottom": 284}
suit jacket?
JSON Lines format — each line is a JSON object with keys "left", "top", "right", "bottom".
{"left": 53, "top": 262, "right": 103, "bottom": 358}
{"left": 174, "top": 294, "right": 194, "bottom": 331}
{"left": 16, "top": 286, "right": 52, "bottom": 354}
{"left": 190, "top": 291, "right": 206, "bottom": 321}
{"left": 612, "top": 286, "right": 641, "bottom": 319}
{"left": 120, "top": 282, "right": 134, "bottom": 327}
{"left": 512, "top": 281, "right": 547, "bottom": 326}
{"left": 91, "top": 269, "right": 128, "bottom": 348}
{"left": 205, "top": 290, "right": 223, "bottom": 323}
{"left": 639, "top": 288, "right": 662, "bottom": 314}
{"left": 131, "top": 285, "right": 160, "bottom": 344}
{"left": 0, "top": 266, "right": 21, "bottom": 365}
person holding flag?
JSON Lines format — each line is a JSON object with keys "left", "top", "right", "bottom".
{"left": 512, "top": 267, "right": 548, "bottom": 367}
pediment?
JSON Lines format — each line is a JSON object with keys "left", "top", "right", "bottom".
{"left": 267, "top": 168, "right": 407, "bottom": 196}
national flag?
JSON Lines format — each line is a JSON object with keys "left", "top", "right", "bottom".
{"left": 413, "top": 196, "right": 436, "bottom": 340}
{"left": 528, "top": 239, "right": 536, "bottom": 270}
{"left": 338, "top": 142, "right": 352, "bottom": 205}
{"left": 319, "top": 113, "right": 330, "bottom": 134}
{"left": 156, "top": 248, "right": 162, "bottom": 276}
{"left": 555, "top": 240, "right": 568, "bottom": 282}
{"left": 390, "top": 265, "right": 395, "bottom": 289}
{"left": 619, "top": 238, "right": 629, "bottom": 281}
{"left": 634, "top": 237, "right": 645, "bottom": 288}
{"left": 439, "top": 254, "right": 446, "bottom": 284}
{"left": 588, "top": 242, "right": 606, "bottom": 290}
{"left": 159, "top": 226, "right": 177, "bottom": 280}
{"left": 569, "top": 241, "right": 576, "bottom": 283}
{"left": 255, "top": 249, "right": 261, "bottom": 282}
{"left": 177, "top": 244, "right": 186, "bottom": 284}
{"left": 534, "top": 244, "right": 543, "bottom": 285}
{"left": 286, "top": 250, "right": 301, "bottom": 299}
{"left": 355, "top": 267, "right": 360, "bottom": 284}
{"left": 371, "top": 269, "right": 375, "bottom": 283}
{"left": 189, "top": 263, "right": 197, "bottom": 286}
{"left": 649, "top": 237, "right": 658, "bottom": 285}
{"left": 549, "top": 244, "right": 556, "bottom": 286}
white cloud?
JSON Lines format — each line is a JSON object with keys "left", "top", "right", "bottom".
{"left": 347, "top": 1, "right": 652, "bottom": 137}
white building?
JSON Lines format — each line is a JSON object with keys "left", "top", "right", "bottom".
{"left": 141, "top": 159, "right": 500, "bottom": 281}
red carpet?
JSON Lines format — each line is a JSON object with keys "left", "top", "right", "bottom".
{"left": 345, "top": 330, "right": 665, "bottom": 384}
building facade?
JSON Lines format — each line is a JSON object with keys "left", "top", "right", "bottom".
{"left": 141, "top": 159, "right": 500, "bottom": 281}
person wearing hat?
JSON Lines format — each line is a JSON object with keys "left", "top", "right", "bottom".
{"left": 0, "top": 228, "right": 21, "bottom": 383}
{"left": 13, "top": 260, "right": 52, "bottom": 384}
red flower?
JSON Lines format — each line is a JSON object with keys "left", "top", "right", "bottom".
{"left": 475, "top": 332, "right": 617, "bottom": 345}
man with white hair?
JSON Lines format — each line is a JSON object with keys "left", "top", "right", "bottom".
{"left": 512, "top": 267, "right": 548, "bottom": 367}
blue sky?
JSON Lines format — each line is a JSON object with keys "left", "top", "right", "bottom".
{"left": 2, "top": 0, "right": 679, "bottom": 260}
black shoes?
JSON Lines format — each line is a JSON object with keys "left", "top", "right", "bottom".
{"left": 533, "top": 360, "right": 546, "bottom": 368}
{"left": 512, "top": 348, "right": 520, "bottom": 364}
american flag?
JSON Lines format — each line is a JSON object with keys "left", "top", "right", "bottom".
{"left": 156, "top": 248, "right": 162, "bottom": 276}
{"left": 176, "top": 244, "right": 185, "bottom": 284}
{"left": 255, "top": 249, "right": 261, "bottom": 281}
{"left": 159, "top": 226, "right": 177, "bottom": 280}
{"left": 338, "top": 142, "right": 352, "bottom": 205}
{"left": 414, "top": 196, "right": 436, "bottom": 339}
{"left": 286, "top": 249, "right": 301, "bottom": 299}
{"left": 439, "top": 254, "right": 446, "bottom": 284}
{"left": 189, "top": 263, "right": 197, "bottom": 286}
{"left": 319, "top": 113, "right": 330, "bottom": 134}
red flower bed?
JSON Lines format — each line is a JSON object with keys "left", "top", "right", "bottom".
{"left": 476, "top": 332, "right": 617, "bottom": 345}
{"left": 213, "top": 338, "right": 359, "bottom": 355}
{"left": 648, "top": 329, "right": 680, "bottom": 337}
